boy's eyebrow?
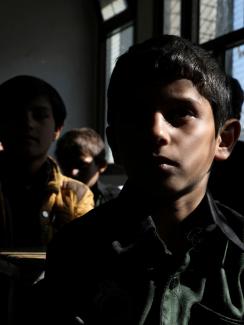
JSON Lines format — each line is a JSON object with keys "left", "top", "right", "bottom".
{"left": 27, "top": 105, "right": 52, "bottom": 111}
{"left": 156, "top": 96, "right": 204, "bottom": 108}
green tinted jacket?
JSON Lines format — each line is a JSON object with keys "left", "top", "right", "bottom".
{"left": 45, "top": 189, "right": 244, "bottom": 325}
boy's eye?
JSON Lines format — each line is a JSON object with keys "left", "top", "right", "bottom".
{"left": 31, "top": 107, "right": 52, "bottom": 120}
{"left": 166, "top": 107, "right": 196, "bottom": 126}
{"left": 78, "top": 162, "right": 91, "bottom": 170}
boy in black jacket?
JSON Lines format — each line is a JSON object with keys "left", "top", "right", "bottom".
{"left": 44, "top": 35, "right": 243, "bottom": 325}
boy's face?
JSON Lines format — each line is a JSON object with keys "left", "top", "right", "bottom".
{"left": 66, "top": 154, "right": 101, "bottom": 188}
{"left": 108, "top": 78, "right": 223, "bottom": 198}
{"left": 0, "top": 96, "right": 59, "bottom": 161}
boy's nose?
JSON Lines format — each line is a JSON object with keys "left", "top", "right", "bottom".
{"left": 151, "top": 111, "right": 171, "bottom": 145}
{"left": 25, "top": 111, "right": 35, "bottom": 128}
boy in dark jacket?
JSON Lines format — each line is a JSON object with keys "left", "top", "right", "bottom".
{"left": 44, "top": 35, "right": 243, "bottom": 324}
{"left": 0, "top": 75, "right": 94, "bottom": 250}
{"left": 0, "top": 75, "right": 94, "bottom": 324}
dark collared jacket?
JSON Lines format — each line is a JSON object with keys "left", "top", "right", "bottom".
{"left": 92, "top": 180, "right": 121, "bottom": 207}
{"left": 44, "top": 185, "right": 244, "bottom": 325}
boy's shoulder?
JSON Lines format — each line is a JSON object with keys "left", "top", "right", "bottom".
{"left": 64, "top": 197, "right": 120, "bottom": 233}
{"left": 48, "top": 156, "right": 92, "bottom": 199}
{"left": 61, "top": 174, "right": 91, "bottom": 200}
{"left": 214, "top": 199, "right": 244, "bottom": 248}
{"left": 216, "top": 199, "right": 244, "bottom": 226}
{"left": 47, "top": 198, "right": 120, "bottom": 257}
{"left": 56, "top": 195, "right": 115, "bottom": 224}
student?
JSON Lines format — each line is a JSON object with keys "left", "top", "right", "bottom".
{"left": 209, "top": 76, "right": 244, "bottom": 215}
{"left": 0, "top": 75, "right": 94, "bottom": 250}
{"left": 44, "top": 35, "right": 243, "bottom": 324}
{"left": 0, "top": 75, "right": 95, "bottom": 324}
{"left": 55, "top": 127, "right": 121, "bottom": 206}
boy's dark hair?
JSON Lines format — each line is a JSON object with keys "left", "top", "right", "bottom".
{"left": 55, "top": 127, "right": 107, "bottom": 172}
{"left": 0, "top": 75, "right": 66, "bottom": 129}
{"left": 228, "top": 76, "right": 244, "bottom": 120}
{"left": 107, "top": 35, "right": 231, "bottom": 134}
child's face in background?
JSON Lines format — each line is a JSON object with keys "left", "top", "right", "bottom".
{"left": 109, "top": 78, "right": 222, "bottom": 199}
{"left": 0, "top": 96, "right": 59, "bottom": 162}
{"left": 68, "top": 154, "right": 101, "bottom": 188}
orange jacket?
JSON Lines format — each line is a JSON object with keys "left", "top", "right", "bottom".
{"left": 0, "top": 157, "right": 94, "bottom": 248}
{"left": 39, "top": 157, "right": 94, "bottom": 244}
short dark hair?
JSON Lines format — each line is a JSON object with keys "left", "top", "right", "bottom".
{"left": 55, "top": 127, "right": 107, "bottom": 172}
{"left": 0, "top": 75, "right": 66, "bottom": 129}
{"left": 228, "top": 76, "right": 244, "bottom": 120}
{"left": 107, "top": 35, "right": 230, "bottom": 134}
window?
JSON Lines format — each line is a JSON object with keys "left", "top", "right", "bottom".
{"left": 95, "top": 0, "right": 134, "bottom": 162}
{"left": 163, "top": 0, "right": 181, "bottom": 36}
{"left": 200, "top": 0, "right": 233, "bottom": 43}
{"left": 106, "top": 25, "right": 133, "bottom": 89}
{"left": 161, "top": 0, "right": 244, "bottom": 137}
{"left": 98, "top": 0, "right": 244, "bottom": 149}
{"left": 200, "top": 0, "right": 244, "bottom": 137}
{"left": 105, "top": 24, "right": 134, "bottom": 162}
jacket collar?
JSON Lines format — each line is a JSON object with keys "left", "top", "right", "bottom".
{"left": 207, "top": 191, "right": 244, "bottom": 251}
{"left": 114, "top": 184, "right": 244, "bottom": 254}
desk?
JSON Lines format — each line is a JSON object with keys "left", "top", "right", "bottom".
{"left": 0, "top": 251, "right": 46, "bottom": 325}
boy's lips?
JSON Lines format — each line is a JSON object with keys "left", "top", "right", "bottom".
{"left": 150, "top": 155, "right": 180, "bottom": 174}
{"left": 22, "top": 134, "right": 38, "bottom": 142}
{"left": 152, "top": 154, "right": 179, "bottom": 167}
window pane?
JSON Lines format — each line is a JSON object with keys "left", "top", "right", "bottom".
{"left": 233, "top": 0, "right": 244, "bottom": 30}
{"left": 106, "top": 25, "right": 133, "bottom": 87}
{"left": 163, "top": 0, "right": 181, "bottom": 35}
{"left": 99, "top": 0, "right": 128, "bottom": 21}
{"left": 226, "top": 45, "right": 244, "bottom": 140}
{"left": 105, "top": 24, "right": 134, "bottom": 162}
{"left": 200, "top": 0, "right": 244, "bottom": 44}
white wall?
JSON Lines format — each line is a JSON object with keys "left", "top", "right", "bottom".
{"left": 0, "top": 0, "right": 98, "bottom": 153}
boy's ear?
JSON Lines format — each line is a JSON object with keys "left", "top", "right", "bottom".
{"left": 215, "top": 118, "right": 241, "bottom": 161}
{"left": 53, "top": 126, "right": 63, "bottom": 141}
{"left": 99, "top": 162, "right": 108, "bottom": 174}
